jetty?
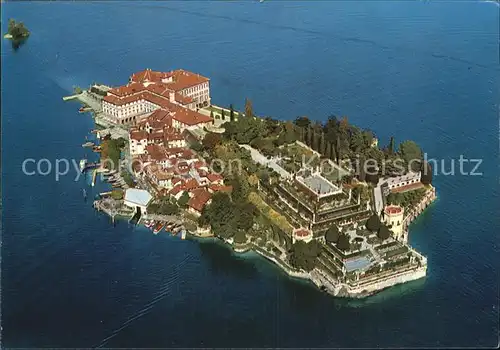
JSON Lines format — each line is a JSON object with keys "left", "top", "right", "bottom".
{"left": 62, "top": 94, "right": 80, "bottom": 101}
{"left": 93, "top": 198, "right": 134, "bottom": 221}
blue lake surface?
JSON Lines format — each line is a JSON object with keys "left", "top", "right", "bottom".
{"left": 1, "top": 1, "right": 499, "bottom": 347}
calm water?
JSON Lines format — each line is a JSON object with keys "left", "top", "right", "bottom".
{"left": 2, "top": 1, "right": 499, "bottom": 348}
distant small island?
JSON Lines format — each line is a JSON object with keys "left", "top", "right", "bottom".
{"left": 4, "top": 19, "right": 30, "bottom": 41}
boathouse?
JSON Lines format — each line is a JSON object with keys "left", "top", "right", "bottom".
{"left": 124, "top": 188, "right": 153, "bottom": 215}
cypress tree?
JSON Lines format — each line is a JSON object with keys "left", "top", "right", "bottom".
{"left": 388, "top": 136, "right": 395, "bottom": 155}
{"left": 325, "top": 141, "right": 332, "bottom": 159}
{"left": 330, "top": 142, "right": 337, "bottom": 161}
{"left": 336, "top": 135, "right": 341, "bottom": 164}
{"left": 307, "top": 127, "right": 313, "bottom": 147}
{"left": 312, "top": 130, "right": 320, "bottom": 152}
{"left": 229, "top": 104, "right": 235, "bottom": 122}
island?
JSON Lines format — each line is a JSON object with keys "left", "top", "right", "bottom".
{"left": 4, "top": 19, "right": 30, "bottom": 49}
{"left": 66, "top": 68, "right": 437, "bottom": 298}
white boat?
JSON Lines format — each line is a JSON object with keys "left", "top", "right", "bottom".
{"left": 79, "top": 159, "right": 87, "bottom": 172}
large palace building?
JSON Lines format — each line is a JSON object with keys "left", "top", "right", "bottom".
{"left": 267, "top": 168, "right": 371, "bottom": 235}
{"left": 101, "top": 69, "right": 211, "bottom": 125}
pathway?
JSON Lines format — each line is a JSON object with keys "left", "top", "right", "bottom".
{"left": 240, "top": 144, "right": 291, "bottom": 179}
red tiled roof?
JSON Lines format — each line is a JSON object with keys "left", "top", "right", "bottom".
{"left": 130, "top": 69, "right": 209, "bottom": 91}
{"left": 108, "top": 82, "right": 146, "bottom": 97}
{"left": 390, "top": 182, "right": 424, "bottom": 193}
{"left": 170, "top": 106, "right": 213, "bottom": 126}
{"left": 193, "top": 160, "right": 207, "bottom": 169}
{"left": 184, "top": 178, "right": 200, "bottom": 191}
{"left": 145, "top": 144, "right": 168, "bottom": 161}
{"left": 130, "top": 130, "right": 148, "bottom": 141}
{"left": 209, "top": 184, "right": 233, "bottom": 193}
{"left": 294, "top": 228, "right": 312, "bottom": 237}
{"left": 385, "top": 205, "right": 403, "bottom": 215}
{"left": 187, "top": 189, "right": 212, "bottom": 212}
{"left": 163, "top": 127, "right": 184, "bottom": 142}
{"left": 207, "top": 173, "right": 223, "bottom": 183}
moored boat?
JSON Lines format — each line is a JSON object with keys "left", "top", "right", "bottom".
{"left": 153, "top": 221, "right": 165, "bottom": 234}
{"left": 82, "top": 141, "right": 95, "bottom": 148}
{"left": 79, "top": 159, "right": 87, "bottom": 172}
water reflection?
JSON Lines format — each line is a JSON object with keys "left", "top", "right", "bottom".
{"left": 11, "top": 38, "right": 28, "bottom": 51}
{"left": 196, "top": 239, "right": 258, "bottom": 278}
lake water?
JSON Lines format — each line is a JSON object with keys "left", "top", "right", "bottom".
{"left": 1, "top": 1, "right": 499, "bottom": 347}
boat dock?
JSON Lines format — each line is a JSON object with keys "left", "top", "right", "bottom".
{"left": 62, "top": 94, "right": 80, "bottom": 101}
{"left": 91, "top": 169, "right": 97, "bottom": 186}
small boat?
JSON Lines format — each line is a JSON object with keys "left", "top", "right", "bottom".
{"left": 153, "top": 222, "right": 165, "bottom": 234}
{"left": 91, "top": 169, "right": 97, "bottom": 187}
{"left": 82, "top": 188, "right": 87, "bottom": 200}
{"left": 82, "top": 141, "right": 95, "bottom": 148}
{"left": 79, "top": 159, "right": 87, "bottom": 172}
{"left": 79, "top": 107, "right": 85, "bottom": 112}
{"left": 144, "top": 220, "right": 154, "bottom": 229}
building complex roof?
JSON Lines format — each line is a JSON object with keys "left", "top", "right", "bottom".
{"left": 124, "top": 189, "right": 153, "bottom": 207}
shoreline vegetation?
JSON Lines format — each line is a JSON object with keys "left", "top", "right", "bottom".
{"left": 4, "top": 19, "right": 30, "bottom": 50}
{"left": 68, "top": 79, "right": 436, "bottom": 299}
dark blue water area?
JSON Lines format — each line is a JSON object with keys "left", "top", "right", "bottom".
{"left": 1, "top": 1, "right": 499, "bottom": 348}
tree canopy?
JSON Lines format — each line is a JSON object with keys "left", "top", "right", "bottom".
{"left": 377, "top": 225, "right": 391, "bottom": 240}
{"left": 336, "top": 234, "right": 350, "bottom": 251}
{"left": 420, "top": 160, "right": 433, "bottom": 185}
{"left": 365, "top": 214, "right": 381, "bottom": 232}
{"left": 325, "top": 225, "right": 340, "bottom": 243}
{"left": 399, "top": 140, "right": 422, "bottom": 172}
{"left": 177, "top": 191, "right": 190, "bottom": 208}
{"left": 200, "top": 190, "right": 256, "bottom": 240}
{"left": 289, "top": 240, "right": 321, "bottom": 271}
{"left": 7, "top": 19, "right": 30, "bottom": 40}
{"left": 202, "top": 132, "right": 222, "bottom": 151}
{"left": 245, "top": 98, "right": 254, "bottom": 119}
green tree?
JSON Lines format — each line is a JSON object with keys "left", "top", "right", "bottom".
{"left": 336, "top": 234, "right": 350, "bottom": 251}
{"left": 306, "top": 127, "right": 313, "bottom": 147}
{"left": 365, "top": 214, "right": 381, "bottom": 232}
{"left": 228, "top": 175, "right": 250, "bottom": 203}
{"left": 289, "top": 240, "right": 321, "bottom": 271}
{"left": 178, "top": 191, "right": 190, "bottom": 208}
{"left": 234, "top": 230, "right": 247, "bottom": 244}
{"left": 335, "top": 135, "right": 341, "bottom": 163}
{"left": 388, "top": 136, "right": 395, "bottom": 155}
{"left": 377, "top": 225, "right": 391, "bottom": 240}
{"left": 111, "top": 189, "right": 124, "bottom": 200}
{"left": 245, "top": 98, "right": 254, "bottom": 119}
{"left": 202, "top": 132, "right": 222, "bottom": 151}
{"left": 421, "top": 160, "right": 433, "bottom": 185}
{"left": 325, "top": 225, "right": 340, "bottom": 243}
{"left": 319, "top": 133, "right": 326, "bottom": 156}
{"left": 294, "top": 116, "right": 311, "bottom": 129}
{"left": 330, "top": 142, "right": 337, "bottom": 162}
{"left": 358, "top": 155, "right": 366, "bottom": 182}
{"left": 324, "top": 141, "right": 332, "bottom": 159}
{"left": 229, "top": 104, "right": 235, "bottom": 122}
{"left": 312, "top": 129, "right": 320, "bottom": 153}
{"left": 399, "top": 140, "right": 422, "bottom": 172}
